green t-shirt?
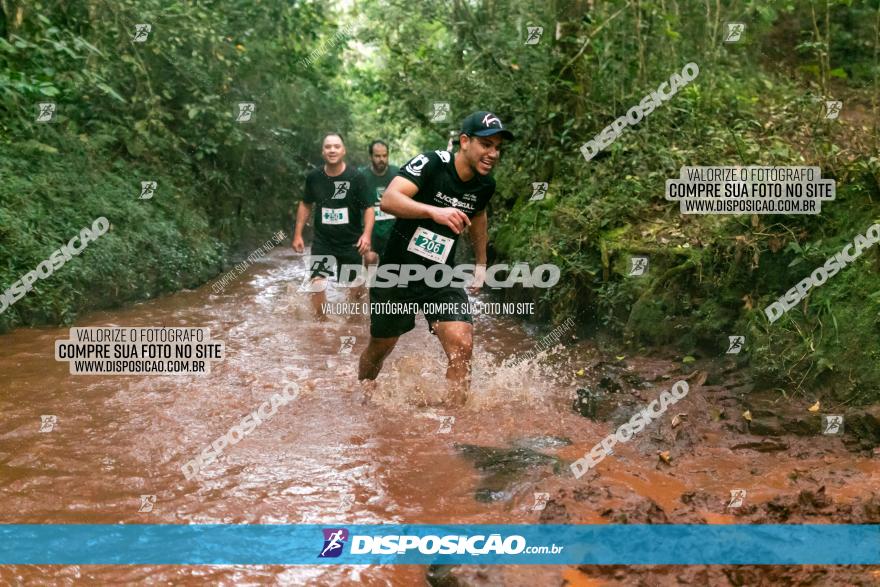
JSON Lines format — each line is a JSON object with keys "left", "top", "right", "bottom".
{"left": 359, "top": 164, "right": 400, "bottom": 241}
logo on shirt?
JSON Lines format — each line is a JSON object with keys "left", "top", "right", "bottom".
{"left": 435, "top": 191, "right": 474, "bottom": 212}
{"left": 332, "top": 181, "right": 350, "bottom": 199}
{"left": 319, "top": 528, "right": 349, "bottom": 558}
{"left": 435, "top": 150, "right": 451, "bottom": 163}
{"left": 404, "top": 154, "right": 430, "bottom": 177}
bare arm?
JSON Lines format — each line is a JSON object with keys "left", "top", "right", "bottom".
{"left": 380, "top": 176, "right": 472, "bottom": 234}
{"left": 362, "top": 206, "right": 375, "bottom": 238}
{"left": 469, "top": 210, "right": 488, "bottom": 265}
{"left": 467, "top": 210, "right": 489, "bottom": 294}
{"left": 292, "top": 201, "right": 312, "bottom": 252}
{"left": 356, "top": 207, "right": 375, "bottom": 255}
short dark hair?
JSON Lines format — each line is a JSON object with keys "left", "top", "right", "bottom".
{"left": 322, "top": 132, "right": 345, "bottom": 146}
{"left": 369, "top": 139, "right": 388, "bottom": 155}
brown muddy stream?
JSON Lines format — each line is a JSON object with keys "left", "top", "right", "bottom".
{"left": 1, "top": 248, "right": 878, "bottom": 586}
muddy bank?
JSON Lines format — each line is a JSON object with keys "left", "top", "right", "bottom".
{"left": 432, "top": 351, "right": 880, "bottom": 586}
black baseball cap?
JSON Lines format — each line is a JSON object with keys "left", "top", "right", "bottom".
{"left": 460, "top": 111, "right": 514, "bottom": 140}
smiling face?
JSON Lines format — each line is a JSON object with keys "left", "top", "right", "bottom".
{"left": 460, "top": 133, "right": 503, "bottom": 176}
{"left": 321, "top": 134, "right": 346, "bottom": 165}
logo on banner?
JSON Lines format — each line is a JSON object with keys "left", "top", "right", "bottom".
{"left": 319, "top": 528, "right": 349, "bottom": 558}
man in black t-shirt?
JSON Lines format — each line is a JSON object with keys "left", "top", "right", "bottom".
{"left": 292, "top": 132, "right": 373, "bottom": 316}
{"left": 358, "top": 111, "right": 514, "bottom": 406}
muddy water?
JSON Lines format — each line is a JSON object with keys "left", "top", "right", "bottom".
{"left": 1, "top": 248, "right": 878, "bottom": 586}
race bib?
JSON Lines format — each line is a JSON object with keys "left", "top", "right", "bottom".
{"left": 374, "top": 188, "right": 393, "bottom": 221}
{"left": 374, "top": 204, "right": 394, "bottom": 221}
{"left": 321, "top": 207, "right": 349, "bottom": 225}
{"left": 407, "top": 226, "right": 454, "bottom": 263}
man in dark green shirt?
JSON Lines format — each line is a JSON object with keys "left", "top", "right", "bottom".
{"left": 360, "top": 140, "right": 399, "bottom": 263}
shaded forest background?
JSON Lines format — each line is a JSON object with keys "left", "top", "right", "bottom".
{"left": 1, "top": 0, "right": 878, "bottom": 401}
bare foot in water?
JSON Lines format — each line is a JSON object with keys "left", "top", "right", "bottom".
{"left": 445, "top": 388, "right": 468, "bottom": 408}
{"left": 359, "top": 379, "right": 377, "bottom": 405}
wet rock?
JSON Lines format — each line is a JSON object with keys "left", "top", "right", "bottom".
{"left": 537, "top": 496, "right": 571, "bottom": 524}
{"left": 729, "top": 382, "right": 755, "bottom": 395}
{"left": 455, "top": 444, "right": 560, "bottom": 503}
{"left": 473, "top": 489, "right": 512, "bottom": 503}
{"left": 742, "top": 393, "right": 826, "bottom": 437}
{"left": 426, "top": 565, "right": 464, "bottom": 587}
{"left": 572, "top": 388, "right": 632, "bottom": 422}
{"left": 573, "top": 387, "right": 599, "bottom": 419}
{"left": 608, "top": 403, "right": 639, "bottom": 427}
{"left": 572, "top": 485, "right": 613, "bottom": 504}
{"left": 764, "top": 486, "right": 834, "bottom": 522}
{"left": 747, "top": 416, "right": 783, "bottom": 436}
{"left": 680, "top": 490, "right": 715, "bottom": 508}
{"left": 781, "top": 415, "right": 821, "bottom": 436}
{"left": 573, "top": 361, "right": 649, "bottom": 421}
{"left": 598, "top": 373, "right": 623, "bottom": 393}
{"left": 512, "top": 435, "right": 572, "bottom": 450}
{"left": 730, "top": 439, "right": 789, "bottom": 452}
{"left": 601, "top": 497, "right": 669, "bottom": 524}
{"left": 455, "top": 444, "right": 559, "bottom": 470}
{"left": 797, "top": 485, "right": 833, "bottom": 510}
{"left": 847, "top": 405, "right": 880, "bottom": 448}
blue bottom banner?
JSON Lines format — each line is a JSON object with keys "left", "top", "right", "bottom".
{"left": 1, "top": 524, "right": 878, "bottom": 565}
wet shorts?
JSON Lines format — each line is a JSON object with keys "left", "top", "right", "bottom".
{"left": 369, "top": 285, "right": 472, "bottom": 338}
{"left": 309, "top": 240, "right": 363, "bottom": 282}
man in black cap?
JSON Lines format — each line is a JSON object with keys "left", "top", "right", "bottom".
{"left": 358, "top": 111, "right": 513, "bottom": 406}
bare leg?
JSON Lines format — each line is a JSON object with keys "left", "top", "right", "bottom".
{"left": 358, "top": 336, "right": 398, "bottom": 381}
{"left": 348, "top": 284, "right": 366, "bottom": 303}
{"left": 308, "top": 278, "right": 327, "bottom": 319}
{"left": 358, "top": 336, "right": 399, "bottom": 402}
{"left": 346, "top": 253, "right": 372, "bottom": 303}
{"left": 431, "top": 321, "right": 474, "bottom": 406}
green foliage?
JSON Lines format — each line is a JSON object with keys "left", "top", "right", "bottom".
{"left": 347, "top": 0, "right": 880, "bottom": 401}
{"left": 0, "top": 0, "right": 356, "bottom": 328}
